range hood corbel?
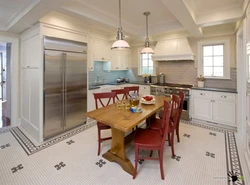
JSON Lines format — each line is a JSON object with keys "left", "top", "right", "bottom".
{"left": 152, "top": 37, "right": 195, "bottom": 61}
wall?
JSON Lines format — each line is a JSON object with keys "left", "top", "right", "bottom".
{"left": 130, "top": 34, "right": 237, "bottom": 89}
{"left": 89, "top": 62, "right": 137, "bottom": 84}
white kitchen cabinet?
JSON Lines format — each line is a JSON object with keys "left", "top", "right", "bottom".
{"left": 91, "top": 38, "right": 111, "bottom": 62}
{"left": 192, "top": 89, "right": 236, "bottom": 126}
{"left": 103, "top": 50, "right": 131, "bottom": 70}
{"left": 21, "top": 33, "right": 41, "bottom": 68}
{"left": 138, "top": 85, "right": 150, "bottom": 95}
{"left": 87, "top": 88, "right": 101, "bottom": 112}
{"left": 20, "top": 25, "right": 43, "bottom": 142}
{"left": 20, "top": 67, "right": 42, "bottom": 141}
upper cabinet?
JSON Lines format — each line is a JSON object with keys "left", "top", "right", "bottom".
{"left": 91, "top": 38, "right": 111, "bottom": 61}
{"left": 21, "top": 26, "right": 41, "bottom": 69}
{"left": 103, "top": 49, "right": 131, "bottom": 71}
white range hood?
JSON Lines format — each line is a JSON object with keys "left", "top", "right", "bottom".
{"left": 152, "top": 37, "right": 194, "bottom": 61}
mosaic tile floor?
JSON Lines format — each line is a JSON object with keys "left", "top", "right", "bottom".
{"left": 0, "top": 121, "right": 247, "bottom": 185}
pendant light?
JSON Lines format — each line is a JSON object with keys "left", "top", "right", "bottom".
{"left": 111, "top": 0, "right": 130, "bottom": 49}
{"left": 141, "top": 12, "right": 154, "bottom": 54}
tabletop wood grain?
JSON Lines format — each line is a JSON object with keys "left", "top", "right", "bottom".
{"left": 86, "top": 96, "right": 171, "bottom": 132}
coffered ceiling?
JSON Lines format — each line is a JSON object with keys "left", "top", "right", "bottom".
{"left": 1, "top": 0, "right": 249, "bottom": 38}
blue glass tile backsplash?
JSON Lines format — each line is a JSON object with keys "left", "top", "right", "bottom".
{"left": 89, "top": 62, "right": 136, "bottom": 84}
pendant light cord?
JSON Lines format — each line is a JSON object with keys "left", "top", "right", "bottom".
{"left": 119, "top": 0, "right": 122, "bottom": 28}
{"left": 146, "top": 13, "right": 148, "bottom": 39}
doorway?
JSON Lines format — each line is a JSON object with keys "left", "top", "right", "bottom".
{"left": 0, "top": 42, "right": 11, "bottom": 128}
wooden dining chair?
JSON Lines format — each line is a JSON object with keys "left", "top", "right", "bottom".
{"left": 158, "top": 91, "right": 185, "bottom": 142}
{"left": 176, "top": 91, "right": 185, "bottom": 142}
{"left": 149, "top": 94, "right": 181, "bottom": 157}
{"left": 124, "top": 86, "right": 139, "bottom": 97}
{"left": 111, "top": 88, "right": 128, "bottom": 101}
{"left": 133, "top": 100, "right": 172, "bottom": 180}
{"left": 93, "top": 92, "right": 116, "bottom": 156}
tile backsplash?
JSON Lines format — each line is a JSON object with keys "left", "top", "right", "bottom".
{"left": 89, "top": 61, "right": 237, "bottom": 90}
{"left": 156, "top": 61, "right": 237, "bottom": 89}
{"left": 88, "top": 62, "right": 137, "bottom": 84}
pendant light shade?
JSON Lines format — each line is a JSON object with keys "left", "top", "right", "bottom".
{"left": 141, "top": 12, "right": 154, "bottom": 54}
{"left": 111, "top": 0, "right": 130, "bottom": 49}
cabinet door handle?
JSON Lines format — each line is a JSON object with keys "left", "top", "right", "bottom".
{"left": 221, "top": 95, "right": 227, "bottom": 98}
{"left": 200, "top": 93, "right": 205, "bottom": 95}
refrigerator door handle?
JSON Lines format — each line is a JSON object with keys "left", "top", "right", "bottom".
{"left": 63, "top": 53, "right": 67, "bottom": 127}
{"left": 61, "top": 53, "right": 66, "bottom": 128}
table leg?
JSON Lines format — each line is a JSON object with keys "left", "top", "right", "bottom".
{"left": 102, "top": 127, "right": 135, "bottom": 175}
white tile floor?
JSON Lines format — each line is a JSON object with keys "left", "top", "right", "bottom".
{"left": 0, "top": 121, "right": 247, "bottom": 185}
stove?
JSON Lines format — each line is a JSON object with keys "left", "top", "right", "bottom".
{"left": 150, "top": 83, "right": 193, "bottom": 120}
{"left": 150, "top": 83, "right": 193, "bottom": 96}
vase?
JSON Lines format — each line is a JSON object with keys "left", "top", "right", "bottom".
{"left": 198, "top": 81, "right": 204, "bottom": 87}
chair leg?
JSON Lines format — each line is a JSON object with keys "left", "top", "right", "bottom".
{"left": 176, "top": 123, "right": 180, "bottom": 142}
{"left": 171, "top": 132, "right": 175, "bottom": 157}
{"left": 168, "top": 133, "right": 171, "bottom": 146}
{"left": 150, "top": 150, "right": 153, "bottom": 157}
{"left": 159, "top": 149, "right": 165, "bottom": 180}
{"left": 133, "top": 145, "right": 139, "bottom": 179}
{"left": 97, "top": 128, "right": 101, "bottom": 156}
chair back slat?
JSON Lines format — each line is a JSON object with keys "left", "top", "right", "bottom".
{"left": 178, "top": 91, "right": 185, "bottom": 117}
{"left": 111, "top": 89, "right": 128, "bottom": 101}
{"left": 160, "top": 101, "right": 172, "bottom": 145}
{"left": 171, "top": 94, "right": 181, "bottom": 129}
{"left": 93, "top": 92, "right": 116, "bottom": 109}
{"left": 124, "top": 86, "right": 139, "bottom": 97}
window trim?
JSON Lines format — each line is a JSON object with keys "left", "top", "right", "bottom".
{"left": 137, "top": 47, "right": 156, "bottom": 76}
{"left": 197, "top": 39, "right": 231, "bottom": 79}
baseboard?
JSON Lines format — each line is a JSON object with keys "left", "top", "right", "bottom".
{"left": 20, "top": 118, "right": 40, "bottom": 143}
{"left": 191, "top": 118, "right": 237, "bottom": 132}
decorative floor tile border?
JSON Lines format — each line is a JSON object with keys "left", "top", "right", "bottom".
{"left": 1, "top": 120, "right": 246, "bottom": 184}
{"left": 182, "top": 120, "right": 245, "bottom": 184}
{"left": 181, "top": 119, "right": 229, "bottom": 133}
{"left": 10, "top": 122, "right": 96, "bottom": 156}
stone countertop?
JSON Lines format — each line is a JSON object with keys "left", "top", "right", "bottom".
{"left": 191, "top": 87, "right": 237, "bottom": 93}
{"left": 88, "top": 81, "right": 154, "bottom": 90}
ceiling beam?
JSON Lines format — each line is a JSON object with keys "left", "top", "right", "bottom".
{"left": 8, "top": 0, "right": 68, "bottom": 33}
{"left": 160, "top": 0, "right": 203, "bottom": 37}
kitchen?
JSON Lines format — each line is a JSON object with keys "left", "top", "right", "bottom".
{"left": 0, "top": 0, "right": 249, "bottom": 184}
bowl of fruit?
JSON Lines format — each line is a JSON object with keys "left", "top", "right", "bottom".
{"left": 141, "top": 95, "right": 155, "bottom": 104}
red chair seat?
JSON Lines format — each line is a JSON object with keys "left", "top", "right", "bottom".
{"left": 134, "top": 128, "right": 162, "bottom": 148}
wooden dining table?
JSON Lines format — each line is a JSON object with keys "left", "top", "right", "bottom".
{"left": 86, "top": 95, "right": 171, "bottom": 175}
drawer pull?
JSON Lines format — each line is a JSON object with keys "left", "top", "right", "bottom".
{"left": 200, "top": 93, "right": 205, "bottom": 95}
{"left": 221, "top": 95, "right": 227, "bottom": 98}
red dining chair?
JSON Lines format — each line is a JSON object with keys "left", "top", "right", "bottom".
{"left": 124, "top": 86, "right": 139, "bottom": 97}
{"left": 158, "top": 91, "right": 185, "bottom": 142}
{"left": 93, "top": 92, "right": 116, "bottom": 156}
{"left": 133, "top": 100, "right": 172, "bottom": 180}
{"left": 176, "top": 91, "right": 185, "bottom": 142}
{"left": 149, "top": 94, "right": 181, "bottom": 157}
{"left": 111, "top": 88, "right": 128, "bottom": 101}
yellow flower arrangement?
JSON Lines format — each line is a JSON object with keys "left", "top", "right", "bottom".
{"left": 197, "top": 75, "right": 206, "bottom": 81}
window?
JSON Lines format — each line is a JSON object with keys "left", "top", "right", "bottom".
{"left": 140, "top": 53, "right": 154, "bottom": 75}
{"left": 197, "top": 38, "right": 230, "bottom": 79}
{"left": 203, "top": 45, "right": 224, "bottom": 77}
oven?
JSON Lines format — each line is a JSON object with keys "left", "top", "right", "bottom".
{"left": 150, "top": 83, "right": 193, "bottom": 120}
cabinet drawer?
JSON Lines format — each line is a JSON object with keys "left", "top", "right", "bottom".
{"left": 212, "top": 92, "right": 236, "bottom": 101}
{"left": 192, "top": 90, "right": 212, "bottom": 99}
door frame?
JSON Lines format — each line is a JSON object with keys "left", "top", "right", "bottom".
{"left": 0, "top": 35, "right": 19, "bottom": 127}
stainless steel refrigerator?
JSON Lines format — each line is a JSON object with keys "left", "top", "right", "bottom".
{"left": 43, "top": 36, "right": 87, "bottom": 139}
